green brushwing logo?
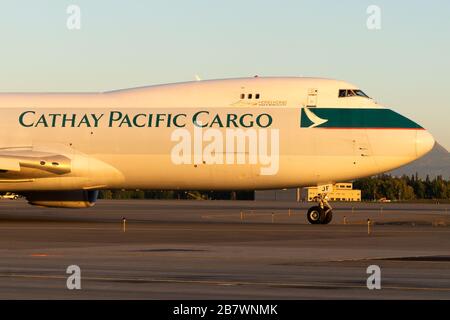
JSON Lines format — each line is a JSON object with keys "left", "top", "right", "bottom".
{"left": 299, "top": 108, "right": 423, "bottom": 129}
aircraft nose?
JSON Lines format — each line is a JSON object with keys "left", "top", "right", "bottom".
{"left": 416, "top": 130, "right": 435, "bottom": 158}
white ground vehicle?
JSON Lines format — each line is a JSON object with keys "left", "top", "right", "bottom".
{"left": 1, "top": 193, "right": 19, "bottom": 200}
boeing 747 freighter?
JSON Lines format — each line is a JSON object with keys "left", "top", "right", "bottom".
{"left": 0, "top": 77, "right": 435, "bottom": 224}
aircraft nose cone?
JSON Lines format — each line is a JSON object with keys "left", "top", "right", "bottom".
{"left": 416, "top": 130, "right": 435, "bottom": 158}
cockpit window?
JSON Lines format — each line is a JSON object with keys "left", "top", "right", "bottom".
{"left": 338, "top": 89, "right": 370, "bottom": 98}
{"left": 354, "top": 90, "right": 369, "bottom": 98}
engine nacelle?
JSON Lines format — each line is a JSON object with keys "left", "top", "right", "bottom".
{"left": 23, "top": 190, "right": 98, "bottom": 208}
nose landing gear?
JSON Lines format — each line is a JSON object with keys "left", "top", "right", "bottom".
{"left": 307, "top": 194, "right": 333, "bottom": 225}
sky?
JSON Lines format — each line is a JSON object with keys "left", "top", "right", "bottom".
{"left": 0, "top": 0, "right": 449, "bottom": 150}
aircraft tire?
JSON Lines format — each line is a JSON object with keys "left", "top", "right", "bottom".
{"left": 322, "top": 210, "right": 333, "bottom": 224}
{"left": 307, "top": 206, "right": 323, "bottom": 224}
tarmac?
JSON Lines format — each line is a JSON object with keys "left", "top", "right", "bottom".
{"left": 0, "top": 199, "right": 449, "bottom": 299}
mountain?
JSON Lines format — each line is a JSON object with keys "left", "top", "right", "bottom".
{"left": 389, "top": 142, "right": 450, "bottom": 179}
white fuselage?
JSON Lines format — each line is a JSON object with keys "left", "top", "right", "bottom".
{"left": 0, "top": 77, "right": 435, "bottom": 192}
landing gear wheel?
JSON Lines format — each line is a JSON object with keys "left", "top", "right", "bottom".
{"left": 307, "top": 206, "right": 323, "bottom": 224}
{"left": 307, "top": 206, "right": 333, "bottom": 224}
{"left": 322, "top": 210, "right": 333, "bottom": 224}
{"left": 306, "top": 192, "right": 333, "bottom": 225}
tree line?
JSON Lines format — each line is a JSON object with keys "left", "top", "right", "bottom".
{"left": 353, "top": 174, "right": 450, "bottom": 201}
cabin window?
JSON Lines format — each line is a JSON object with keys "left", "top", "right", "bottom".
{"left": 241, "top": 93, "right": 260, "bottom": 100}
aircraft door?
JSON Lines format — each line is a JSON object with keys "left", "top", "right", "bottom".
{"left": 307, "top": 88, "right": 318, "bottom": 107}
